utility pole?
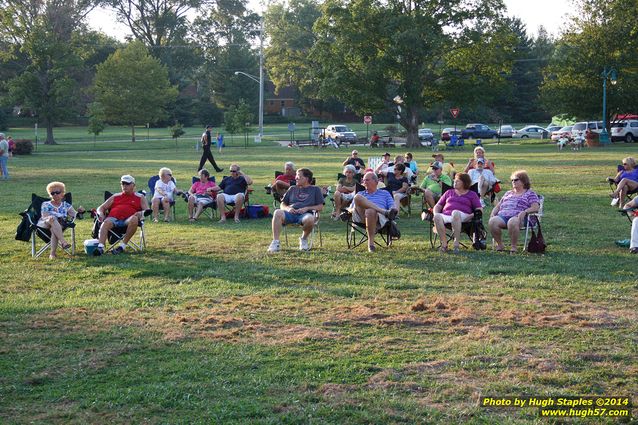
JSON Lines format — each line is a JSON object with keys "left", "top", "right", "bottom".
{"left": 258, "top": 18, "right": 264, "bottom": 140}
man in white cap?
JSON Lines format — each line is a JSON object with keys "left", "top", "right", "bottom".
{"left": 94, "top": 175, "right": 149, "bottom": 255}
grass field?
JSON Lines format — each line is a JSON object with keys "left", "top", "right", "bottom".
{"left": 1, "top": 139, "right": 637, "bottom": 423}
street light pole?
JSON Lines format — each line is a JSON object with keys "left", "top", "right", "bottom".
{"left": 600, "top": 67, "right": 617, "bottom": 145}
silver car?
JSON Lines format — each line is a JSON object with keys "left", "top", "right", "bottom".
{"left": 497, "top": 125, "right": 514, "bottom": 138}
{"left": 418, "top": 128, "right": 434, "bottom": 141}
{"left": 516, "top": 125, "right": 549, "bottom": 139}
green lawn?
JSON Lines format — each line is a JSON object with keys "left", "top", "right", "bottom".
{"left": 1, "top": 140, "right": 637, "bottom": 423}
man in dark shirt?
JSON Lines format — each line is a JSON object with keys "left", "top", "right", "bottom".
{"left": 198, "top": 125, "right": 223, "bottom": 172}
{"left": 216, "top": 164, "right": 253, "bottom": 223}
{"left": 383, "top": 163, "right": 409, "bottom": 209}
{"left": 342, "top": 150, "right": 365, "bottom": 174}
{"left": 267, "top": 168, "right": 324, "bottom": 252}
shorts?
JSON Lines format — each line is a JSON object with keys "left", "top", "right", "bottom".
{"left": 284, "top": 211, "right": 313, "bottom": 225}
{"left": 436, "top": 211, "right": 473, "bottom": 224}
{"left": 194, "top": 194, "right": 214, "bottom": 205}
{"left": 496, "top": 214, "right": 530, "bottom": 226}
{"left": 393, "top": 192, "right": 407, "bottom": 200}
{"left": 105, "top": 217, "right": 129, "bottom": 227}
{"left": 221, "top": 193, "right": 242, "bottom": 204}
{"left": 340, "top": 192, "right": 355, "bottom": 201}
{"left": 351, "top": 209, "right": 388, "bottom": 227}
{"left": 153, "top": 195, "right": 174, "bottom": 202}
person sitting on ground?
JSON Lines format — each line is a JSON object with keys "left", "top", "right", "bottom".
{"left": 427, "top": 153, "right": 456, "bottom": 178}
{"left": 217, "top": 164, "right": 253, "bottom": 223}
{"left": 608, "top": 157, "right": 638, "bottom": 206}
{"left": 382, "top": 163, "right": 410, "bottom": 210}
{"left": 350, "top": 172, "right": 398, "bottom": 252}
{"left": 468, "top": 157, "right": 498, "bottom": 207}
{"left": 187, "top": 169, "right": 220, "bottom": 222}
{"left": 332, "top": 165, "right": 358, "bottom": 219}
{"left": 464, "top": 146, "right": 495, "bottom": 173}
{"left": 151, "top": 167, "right": 183, "bottom": 223}
{"left": 267, "top": 162, "right": 296, "bottom": 197}
{"left": 432, "top": 172, "right": 482, "bottom": 254}
{"left": 419, "top": 161, "right": 452, "bottom": 209}
{"left": 343, "top": 150, "right": 365, "bottom": 174}
{"left": 488, "top": 170, "right": 540, "bottom": 254}
{"left": 621, "top": 198, "right": 638, "bottom": 254}
{"left": 95, "top": 175, "right": 149, "bottom": 256}
{"left": 267, "top": 168, "right": 325, "bottom": 253}
{"left": 369, "top": 131, "right": 380, "bottom": 147}
{"left": 404, "top": 152, "right": 419, "bottom": 179}
{"left": 37, "top": 181, "right": 85, "bottom": 259}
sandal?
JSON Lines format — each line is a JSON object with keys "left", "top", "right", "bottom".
{"left": 439, "top": 245, "right": 448, "bottom": 253}
{"left": 234, "top": 218, "right": 241, "bottom": 223}
{"left": 509, "top": 248, "right": 517, "bottom": 255}
{"left": 189, "top": 217, "right": 196, "bottom": 223}
{"left": 60, "top": 242, "right": 71, "bottom": 250}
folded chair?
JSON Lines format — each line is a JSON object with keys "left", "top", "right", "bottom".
{"left": 189, "top": 176, "right": 218, "bottom": 220}
{"left": 19, "top": 193, "right": 77, "bottom": 257}
{"left": 344, "top": 210, "right": 400, "bottom": 250}
{"left": 91, "top": 191, "right": 148, "bottom": 253}
{"left": 283, "top": 210, "right": 322, "bottom": 249}
{"left": 428, "top": 209, "right": 486, "bottom": 250}
{"left": 148, "top": 175, "right": 177, "bottom": 220}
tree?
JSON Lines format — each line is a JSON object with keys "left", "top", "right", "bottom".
{"left": 0, "top": 0, "right": 99, "bottom": 144}
{"left": 87, "top": 102, "right": 106, "bottom": 148}
{"left": 540, "top": 0, "right": 638, "bottom": 127}
{"left": 93, "top": 42, "right": 178, "bottom": 142}
{"left": 310, "top": 0, "right": 514, "bottom": 148}
{"left": 224, "top": 99, "right": 253, "bottom": 144}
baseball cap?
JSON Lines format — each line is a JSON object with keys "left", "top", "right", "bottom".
{"left": 431, "top": 161, "right": 443, "bottom": 170}
{"left": 477, "top": 158, "right": 485, "bottom": 164}
{"left": 432, "top": 153, "right": 444, "bottom": 159}
{"left": 121, "top": 175, "right": 136, "bottom": 184}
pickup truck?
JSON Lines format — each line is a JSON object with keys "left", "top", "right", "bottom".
{"left": 461, "top": 123, "right": 498, "bottom": 139}
{"left": 323, "top": 125, "right": 358, "bottom": 144}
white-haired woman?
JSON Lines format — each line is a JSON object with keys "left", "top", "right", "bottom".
{"left": 332, "top": 164, "right": 358, "bottom": 219}
{"left": 152, "top": 167, "right": 183, "bottom": 222}
{"left": 37, "top": 181, "right": 84, "bottom": 258}
{"left": 464, "top": 146, "right": 495, "bottom": 173}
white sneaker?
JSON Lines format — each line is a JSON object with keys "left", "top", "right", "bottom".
{"left": 480, "top": 198, "right": 487, "bottom": 208}
{"left": 299, "top": 237, "right": 310, "bottom": 251}
{"left": 611, "top": 198, "right": 619, "bottom": 206}
{"left": 267, "top": 240, "right": 280, "bottom": 253}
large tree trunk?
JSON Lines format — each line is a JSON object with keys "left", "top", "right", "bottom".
{"left": 403, "top": 106, "right": 421, "bottom": 148}
{"left": 44, "top": 118, "right": 57, "bottom": 145}
{"left": 131, "top": 124, "right": 136, "bottom": 143}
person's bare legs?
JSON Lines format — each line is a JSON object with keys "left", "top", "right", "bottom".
{"left": 161, "top": 197, "right": 171, "bottom": 221}
{"left": 122, "top": 216, "right": 140, "bottom": 245}
{"left": 507, "top": 216, "right": 521, "bottom": 252}
{"left": 271, "top": 209, "right": 285, "bottom": 240}
{"left": 333, "top": 192, "right": 344, "bottom": 216}
{"left": 433, "top": 213, "right": 448, "bottom": 250}
{"left": 233, "top": 194, "right": 244, "bottom": 222}
{"left": 98, "top": 220, "right": 114, "bottom": 246}
{"left": 272, "top": 181, "right": 290, "bottom": 197}
{"left": 188, "top": 195, "right": 196, "bottom": 218}
{"left": 364, "top": 208, "right": 377, "bottom": 247}
{"left": 301, "top": 214, "right": 314, "bottom": 239}
{"left": 488, "top": 216, "right": 507, "bottom": 251}
{"left": 216, "top": 195, "right": 227, "bottom": 222}
{"left": 194, "top": 203, "right": 205, "bottom": 220}
{"left": 423, "top": 190, "right": 436, "bottom": 208}
{"left": 393, "top": 193, "right": 403, "bottom": 210}
{"left": 151, "top": 198, "right": 161, "bottom": 221}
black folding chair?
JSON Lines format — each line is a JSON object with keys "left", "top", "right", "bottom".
{"left": 428, "top": 209, "right": 487, "bottom": 251}
{"left": 343, "top": 209, "right": 399, "bottom": 250}
{"left": 91, "top": 191, "right": 148, "bottom": 253}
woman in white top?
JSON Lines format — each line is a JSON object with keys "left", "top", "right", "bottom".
{"left": 152, "top": 167, "right": 183, "bottom": 222}
{"left": 38, "top": 181, "right": 84, "bottom": 258}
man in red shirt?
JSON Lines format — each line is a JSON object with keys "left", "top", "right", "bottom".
{"left": 95, "top": 175, "right": 149, "bottom": 255}
{"left": 267, "top": 162, "right": 296, "bottom": 197}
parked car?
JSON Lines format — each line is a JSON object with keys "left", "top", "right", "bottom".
{"left": 418, "top": 128, "right": 434, "bottom": 141}
{"left": 461, "top": 123, "right": 498, "bottom": 139}
{"left": 497, "top": 125, "right": 515, "bottom": 138}
{"left": 551, "top": 126, "right": 573, "bottom": 141}
{"left": 546, "top": 124, "right": 562, "bottom": 134}
{"left": 323, "top": 125, "right": 358, "bottom": 144}
{"left": 611, "top": 120, "right": 638, "bottom": 143}
{"left": 516, "top": 125, "right": 548, "bottom": 139}
{"left": 441, "top": 127, "right": 462, "bottom": 141}
{"left": 571, "top": 121, "right": 603, "bottom": 140}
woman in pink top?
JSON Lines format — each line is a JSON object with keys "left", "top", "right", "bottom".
{"left": 187, "top": 169, "right": 220, "bottom": 222}
{"left": 433, "top": 172, "right": 482, "bottom": 253}
{"left": 488, "top": 170, "right": 540, "bottom": 253}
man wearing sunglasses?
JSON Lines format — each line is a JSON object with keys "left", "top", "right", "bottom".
{"left": 217, "top": 164, "right": 253, "bottom": 223}
{"left": 94, "top": 175, "right": 149, "bottom": 255}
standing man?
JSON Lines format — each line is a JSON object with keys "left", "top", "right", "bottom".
{"left": 0, "top": 133, "right": 9, "bottom": 180}
{"left": 217, "top": 164, "right": 253, "bottom": 223}
{"left": 267, "top": 168, "right": 325, "bottom": 252}
{"left": 198, "top": 125, "right": 223, "bottom": 173}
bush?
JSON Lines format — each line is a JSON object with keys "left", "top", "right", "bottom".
{"left": 13, "top": 139, "right": 33, "bottom": 155}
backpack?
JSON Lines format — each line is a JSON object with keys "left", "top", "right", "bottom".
{"left": 15, "top": 212, "right": 33, "bottom": 241}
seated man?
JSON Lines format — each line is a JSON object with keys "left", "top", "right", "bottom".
{"left": 343, "top": 150, "right": 365, "bottom": 174}
{"left": 369, "top": 131, "right": 380, "bottom": 147}
{"left": 351, "top": 172, "right": 398, "bottom": 252}
{"left": 267, "top": 168, "right": 325, "bottom": 252}
{"left": 386, "top": 155, "right": 414, "bottom": 182}
{"left": 187, "top": 169, "right": 220, "bottom": 221}
{"left": 95, "top": 174, "right": 149, "bottom": 255}
{"left": 468, "top": 158, "right": 497, "bottom": 207}
{"left": 374, "top": 152, "right": 393, "bottom": 176}
{"left": 217, "top": 164, "right": 253, "bottom": 223}
{"left": 382, "top": 163, "right": 410, "bottom": 209}
{"left": 267, "top": 162, "right": 296, "bottom": 197}
{"left": 419, "top": 161, "right": 452, "bottom": 209}
{"left": 427, "top": 153, "right": 456, "bottom": 178}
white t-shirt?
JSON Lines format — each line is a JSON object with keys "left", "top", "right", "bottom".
{"left": 153, "top": 179, "right": 177, "bottom": 200}
{"left": 468, "top": 168, "right": 496, "bottom": 186}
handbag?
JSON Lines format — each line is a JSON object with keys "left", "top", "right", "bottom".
{"left": 526, "top": 222, "right": 546, "bottom": 253}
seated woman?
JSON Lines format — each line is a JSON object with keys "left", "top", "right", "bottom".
{"left": 433, "top": 172, "right": 482, "bottom": 253}
{"left": 269, "top": 162, "right": 296, "bottom": 197}
{"left": 488, "top": 170, "right": 540, "bottom": 253}
{"left": 37, "top": 181, "right": 84, "bottom": 259}
{"left": 609, "top": 157, "right": 638, "bottom": 206}
{"left": 464, "top": 146, "right": 495, "bottom": 173}
{"left": 332, "top": 165, "right": 358, "bottom": 219}
{"left": 621, "top": 198, "right": 638, "bottom": 254}
{"left": 152, "top": 167, "right": 183, "bottom": 223}
{"left": 383, "top": 163, "right": 410, "bottom": 210}
{"left": 187, "top": 169, "right": 220, "bottom": 222}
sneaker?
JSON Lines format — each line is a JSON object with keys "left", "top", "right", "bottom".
{"left": 480, "top": 198, "right": 486, "bottom": 208}
{"left": 94, "top": 247, "right": 104, "bottom": 257}
{"left": 630, "top": 247, "right": 638, "bottom": 254}
{"left": 112, "top": 246, "right": 125, "bottom": 255}
{"left": 299, "top": 237, "right": 309, "bottom": 251}
{"left": 267, "top": 240, "right": 280, "bottom": 253}
{"left": 368, "top": 244, "right": 376, "bottom": 252}
{"left": 610, "top": 197, "right": 619, "bottom": 206}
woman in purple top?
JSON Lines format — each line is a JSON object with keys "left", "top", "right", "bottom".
{"left": 488, "top": 170, "right": 540, "bottom": 253}
{"left": 609, "top": 157, "right": 638, "bottom": 206}
{"left": 433, "top": 172, "right": 482, "bottom": 253}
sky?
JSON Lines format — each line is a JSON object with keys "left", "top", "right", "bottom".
{"left": 87, "top": 0, "right": 575, "bottom": 41}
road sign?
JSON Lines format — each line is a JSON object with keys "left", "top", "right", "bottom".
{"left": 450, "top": 108, "right": 460, "bottom": 119}
{"left": 288, "top": 123, "right": 296, "bottom": 132}
{"left": 364, "top": 115, "right": 372, "bottom": 124}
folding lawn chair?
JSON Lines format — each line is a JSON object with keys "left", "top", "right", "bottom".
{"left": 427, "top": 209, "right": 486, "bottom": 251}
{"left": 343, "top": 210, "right": 400, "bottom": 250}
{"left": 220, "top": 175, "right": 253, "bottom": 219}
{"left": 91, "top": 191, "right": 148, "bottom": 253}
{"left": 283, "top": 210, "right": 323, "bottom": 249}
{"left": 18, "top": 193, "right": 77, "bottom": 258}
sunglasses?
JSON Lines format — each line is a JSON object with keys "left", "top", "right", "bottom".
{"left": 511, "top": 178, "right": 520, "bottom": 182}
{"left": 622, "top": 163, "right": 628, "bottom": 166}
{"left": 230, "top": 169, "right": 239, "bottom": 172}
{"left": 121, "top": 181, "right": 133, "bottom": 185}
{"left": 50, "top": 190, "right": 63, "bottom": 195}
{"left": 166, "top": 173, "right": 172, "bottom": 176}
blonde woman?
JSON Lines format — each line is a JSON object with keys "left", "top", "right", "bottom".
{"left": 152, "top": 167, "right": 183, "bottom": 222}
{"left": 37, "top": 182, "right": 84, "bottom": 258}
{"left": 464, "top": 146, "right": 495, "bottom": 173}
{"left": 609, "top": 157, "right": 638, "bottom": 206}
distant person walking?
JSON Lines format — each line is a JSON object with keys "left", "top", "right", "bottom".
{"left": 0, "top": 133, "right": 9, "bottom": 180}
{"left": 198, "top": 125, "right": 223, "bottom": 173}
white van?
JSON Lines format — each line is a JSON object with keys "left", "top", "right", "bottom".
{"left": 571, "top": 121, "right": 603, "bottom": 139}
{"left": 611, "top": 120, "right": 638, "bottom": 143}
